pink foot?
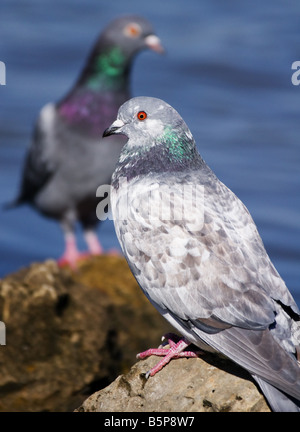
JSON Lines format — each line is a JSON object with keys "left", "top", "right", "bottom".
{"left": 57, "top": 233, "right": 89, "bottom": 269}
{"left": 57, "top": 251, "right": 90, "bottom": 268}
{"left": 137, "top": 333, "right": 203, "bottom": 378}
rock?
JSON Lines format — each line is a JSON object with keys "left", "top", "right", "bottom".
{"left": 0, "top": 256, "right": 271, "bottom": 412}
{"left": 68, "top": 255, "right": 172, "bottom": 371}
{"left": 76, "top": 352, "right": 271, "bottom": 412}
{"left": 0, "top": 256, "right": 171, "bottom": 412}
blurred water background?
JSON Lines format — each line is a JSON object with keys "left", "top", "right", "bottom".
{"left": 0, "top": 0, "right": 299, "bottom": 305}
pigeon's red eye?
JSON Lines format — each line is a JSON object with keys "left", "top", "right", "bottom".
{"left": 124, "top": 23, "right": 141, "bottom": 38}
{"left": 137, "top": 111, "right": 147, "bottom": 121}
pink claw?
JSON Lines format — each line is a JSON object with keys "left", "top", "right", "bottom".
{"left": 137, "top": 333, "right": 203, "bottom": 378}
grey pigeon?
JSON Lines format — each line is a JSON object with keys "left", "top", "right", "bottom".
{"left": 10, "top": 16, "right": 163, "bottom": 266}
{"left": 104, "top": 96, "right": 300, "bottom": 412}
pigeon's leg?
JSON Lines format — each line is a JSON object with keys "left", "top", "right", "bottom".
{"left": 84, "top": 229, "right": 120, "bottom": 255}
{"left": 83, "top": 218, "right": 120, "bottom": 256}
{"left": 58, "top": 213, "right": 88, "bottom": 268}
{"left": 84, "top": 229, "right": 104, "bottom": 255}
{"left": 80, "top": 215, "right": 105, "bottom": 256}
{"left": 137, "top": 333, "right": 203, "bottom": 378}
{"left": 58, "top": 231, "right": 83, "bottom": 268}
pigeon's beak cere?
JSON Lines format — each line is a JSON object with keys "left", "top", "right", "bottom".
{"left": 103, "top": 119, "right": 125, "bottom": 137}
{"left": 144, "top": 35, "right": 165, "bottom": 54}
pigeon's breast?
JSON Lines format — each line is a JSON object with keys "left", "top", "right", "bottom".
{"left": 111, "top": 174, "right": 215, "bottom": 319}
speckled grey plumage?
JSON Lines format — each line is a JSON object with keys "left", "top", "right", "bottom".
{"left": 106, "top": 96, "right": 300, "bottom": 412}
{"left": 10, "top": 16, "right": 163, "bottom": 262}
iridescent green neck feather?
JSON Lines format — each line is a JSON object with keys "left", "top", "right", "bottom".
{"left": 86, "top": 47, "right": 129, "bottom": 91}
{"left": 158, "top": 126, "right": 197, "bottom": 165}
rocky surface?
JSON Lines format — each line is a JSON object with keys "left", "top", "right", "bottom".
{"left": 76, "top": 351, "right": 271, "bottom": 412}
{"left": 0, "top": 256, "right": 170, "bottom": 412}
{"left": 0, "top": 255, "right": 271, "bottom": 412}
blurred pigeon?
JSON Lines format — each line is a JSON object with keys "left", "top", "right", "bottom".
{"left": 104, "top": 96, "right": 300, "bottom": 412}
{"left": 9, "top": 16, "right": 163, "bottom": 267}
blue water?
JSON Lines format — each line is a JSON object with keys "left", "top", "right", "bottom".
{"left": 0, "top": 0, "right": 299, "bottom": 305}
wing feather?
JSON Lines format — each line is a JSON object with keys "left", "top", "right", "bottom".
{"left": 18, "top": 103, "right": 58, "bottom": 202}
{"left": 114, "top": 172, "right": 296, "bottom": 329}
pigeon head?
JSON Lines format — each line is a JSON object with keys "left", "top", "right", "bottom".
{"left": 104, "top": 97, "right": 204, "bottom": 179}
{"left": 99, "top": 16, "right": 164, "bottom": 56}
{"left": 77, "top": 16, "right": 164, "bottom": 90}
{"left": 103, "top": 96, "right": 191, "bottom": 140}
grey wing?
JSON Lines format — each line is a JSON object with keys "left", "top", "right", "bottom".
{"left": 120, "top": 174, "right": 298, "bottom": 329}
{"left": 253, "top": 376, "right": 300, "bottom": 412}
{"left": 189, "top": 320, "right": 300, "bottom": 404}
{"left": 155, "top": 300, "right": 300, "bottom": 405}
{"left": 17, "top": 103, "right": 58, "bottom": 203}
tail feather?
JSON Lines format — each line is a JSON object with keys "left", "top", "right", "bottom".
{"left": 253, "top": 375, "right": 300, "bottom": 412}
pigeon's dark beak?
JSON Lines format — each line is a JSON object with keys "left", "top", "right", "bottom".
{"left": 103, "top": 126, "right": 117, "bottom": 137}
{"left": 144, "top": 35, "right": 165, "bottom": 54}
{"left": 103, "top": 119, "right": 125, "bottom": 137}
